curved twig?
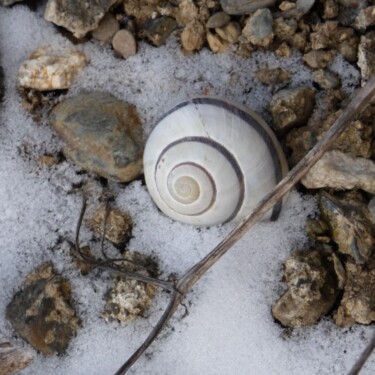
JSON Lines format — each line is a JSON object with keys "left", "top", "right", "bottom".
{"left": 113, "top": 77, "right": 375, "bottom": 374}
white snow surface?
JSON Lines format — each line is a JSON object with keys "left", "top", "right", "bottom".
{"left": 0, "top": 4, "right": 373, "bottom": 375}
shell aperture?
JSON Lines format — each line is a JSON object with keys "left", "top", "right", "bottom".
{"left": 143, "top": 97, "right": 288, "bottom": 226}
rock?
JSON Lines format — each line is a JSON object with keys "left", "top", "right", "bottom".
{"left": 269, "top": 87, "right": 315, "bottom": 132}
{"left": 0, "top": 343, "right": 34, "bottom": 375}
{"left": 86, "top": 205, "right": 133, "bottom": 248}
{"left": 321, "top": 0, "right": 339, "bottom": 19}
{"left": 279, "top": 1, "right": 296, "bottom": 11}
{"left": 255, "top": 67, "right": 289, "bottom": 85}
{"left": 312, "top": 69, "right": 341, "bottom": 89}
{"left": 286, "top": 112, "right": 373, "bottom": 165}
{"left": 206, "top": 32, "right": 230, "bottom": 52}
{"left": 0, "top": 0, "right": 23, "bottom": 5}
{"left": 102, "top": 252, "right": 158, "bottom": 322}
{"left": 215, "top": 22, "right": 241, "bottom": 43}
{"left": 369, "top": 197, "right": 375, "bottom": 222}
{"left": 143, "top": 17, "right": 178, "bottom": 47}
{"left": 92, "top": 13, "right": 119, "bottom": 43}
{"left": 335, "top": 28, "right": 359, "bottom": 63}
{"left": 49, "top": 92, "right": 143, "bottom": 182}
{"left": 302, "top": 150, "right": 375, "bottom": 194}
{"left": 354, "top": 6, "right": 375, "bottom": 31}
{"left": 334, "top": 260, "right": 375, "bottom": 326}
{"left": 44, "top": 0, "right": 120, "bottom": 39}
{"left": 206, "top": 11, "right": 231, "bottom": 28}
{"left": 273, "top": 17, "right": 297, "bottom": 41}
{"left": 5, "top": 262, "right": 79, "bottom": 355}
{"left": 181, "top": 20, "right": 206, "bottom": 52}
{"left": 303, "top": 50, "right": 336, "bottom": 69}
{"left": 220, "top": 0, "right": 276, "bottom": 15}
{"left": 275, "top": 41, "right": 292, "bottom": 58}
{"left": 358, "top": 31, "right": 375, "bottom": 86}
{"left": 272, "top": 249, "right": 340, "bottom": 327}
{"left": 296, "top": 0, "right": 315, "bottom": 14}
{"left": 112, "top": 30, "right": 137, "bottom": 59}
{"left": 319, "top": 192, "right": 375, "bottom": 263}
{"left": 18, "top": 46, "right": 87, "bottom": 92}
{"left": 177, "top": 0, "right": 199, "bottom": 25}
{"left": 241, "top": 9, "right": 274, "bottom": 47}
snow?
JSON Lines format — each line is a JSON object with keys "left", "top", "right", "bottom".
{"left": 0, "top": 3, "right": 374, "bottom": 375}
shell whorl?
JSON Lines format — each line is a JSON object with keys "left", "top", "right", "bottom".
{"left": 144, "top": 97, "right": 288, "bottom": 226}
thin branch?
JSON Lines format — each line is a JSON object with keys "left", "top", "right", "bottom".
{"left": 114, "top": 77, "right": 375, "bottom": 374}
{"left": 348, "top": 331, "right": 375, "bottom": 375}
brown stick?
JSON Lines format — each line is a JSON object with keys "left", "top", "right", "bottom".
{"left": 0, "top": 343, "right": 34, "bottom": 375}
{"left": 114, "top": 77, "right": 375, "bottom": 374}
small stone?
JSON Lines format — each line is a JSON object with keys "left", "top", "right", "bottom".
{"left": 44, "top": 0, "right": 119, "bottom": 39}
{"left": 312, "top": 69, "right": 341, "bottom": 89}
{"left": 206, "top": 31, "right": 230, "bottom": 52}
{"left": 303, "top": 49, "right": 336, "bottom": 69}
{"left": 49, "top": 92, "right": 143, "bottom": 182}
{"left": 241, "top": 9, "right": 274, "bottom": 47}
{"left": 310, "top": 21, "right": 338, "bottom": 49}
{"left": 302, "top": 150, "right": 375, "bottom": 194}
{"left": 273, "top": 17, "right": 298, "bottom": 41}
{"left": 6, "top": 262, "right": 79, "bottom": 355}
{"left": 177, "top": 0, "right": 199, "bottom": 25}
{"left": 269, "top": 87, "right": 315, "bottom": 132}
{"left": 279, "top": 1, "right": 296, "bottom": 11}
{"left": 143, "top": 17, "right": 178, "bottom": 47}
{"left": 102, "top": 252, "right": 158, "bottom": 322}
{"left": 354, "top": 6, "right": 375, "bottom": 31}
{"left": 358, "top": 31, "right": 375, "bottom": 86}
{"left": 215, "top": 22, "right": 241, "bottom": 43}
{"left": 321, "top": 0, "right": 339, "bottom": 19}
{"left": 255, "top": 67, "right": 290, "bottom": 85}
{"left": 206, "top": 11, "right": 231, "bottom": 28}
{"left": 181, "top": 20, "right": 206, "bottom": 52}
{"left": 220, "top": 0, "right": 276, "bottom": 15}
{"left": 296, "top": 0, "right": 315, "bottom": 14}
{"left": 86, "top": 205, "right": 133, "bottom": 249}
{"left": 289, "top": 32, "right": 307, "bottom": 52}
{"left": 236, "top": 42, "right": 254, "bottom": 57}
{"left": 334, "top": 260, "right": 375, "bottom": 326}
{"left": 319, "top": 192, "right": 375, "bottom": 263}
{"left": 335, "top": 28, "right": 359, "bottom": 62}
{"left": 0, "top": 343, "right": 34, "bottom": 375}
{"left": 275, "top": 41, "right": 292, "bottom": 57}
{"left": 92, "top": 13, "right": 119, "bottom": 43}
{"left": 272, "top": 249, "right": 340, "bottom": 327}
{"left": 123, "top": 0, "right": 159, "bottom": 25}
{"left": 18, "top": 46, "right": 87, "bottom": 91}
{"left": 112, "top": 30, "right": 137, "bottom": 59}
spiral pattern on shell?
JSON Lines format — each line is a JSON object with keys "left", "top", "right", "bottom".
{"left": 143, "top": 97, "right": 288, "bottom": 226}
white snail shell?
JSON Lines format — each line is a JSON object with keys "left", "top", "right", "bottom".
{"left": 143, "top": 97, "right": 288, "bottom": 226}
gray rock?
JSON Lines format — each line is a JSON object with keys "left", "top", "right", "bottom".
{"left": 312, "top": 69, "right": 341, "bottom": 89}
{"left": 302, "top": 150, "right": 375, "bottom": 194}
{"left": 296, "top": 0, "right": 315, "bottom": 14}
{"left": 269, "top": 87, "right": 315, "bottom": 132}
{"left": 6, "top": 263, "right": 79, "bottom": 355}
{"left": 358, "top": 31, "right": 375, "bottom": 86}
{"left": 92, "top": 13, "right": 119, "bottom": 43}
{"left": 272, "top": 249, "right": 340, "bottom": 327}
{"left": 0, "top": 0, "right": 23, "bottom": 5}
{"left": 143, "top": 17, "right": 178, "bottom": 47}
{"left": 49, "top": 92, "right": 143, "bottom": 182}
{"left": 241, "top": 8, "right": 274, "bottom": 47}
{"left": 220, "top": 0, "right": 276, "bottom": 15}
{"left": 320, "top": 192, "right": 375, "bottom": 263}
{"left": 206, "top": 11, "right": 231, "bottom": 28}
{"left": 44, "top": 0, "right": 120, "bottom": 39}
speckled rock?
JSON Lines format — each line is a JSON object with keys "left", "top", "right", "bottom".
{"left": 181, "top": 20, "right": 206, "bottom": 52}
{"left": 358, "top": 31, "right": 375, "bottom": 86}
{"left": 5, "top": 262, "right": 79, "bottom": 355}
{"left": 303, "top": 50, "right": 336, "bottom": 69}
{"left": 319, "top": 192, "right": 375, "bottom": 263}
{"left": 44, "top": 0, "right": 120, "bottom": 39}
{"left": 302, "top": 150, "right": 375, "bottom": 194}
{"left": 49, "top": 92, "right": 143, "bottom": 182}
{"left": 18, "top": 46, "right": 87, "bottom": 91}
{"left": 354, "top": 6, "right": 375, "bottom": 31}
{"left": 242, "top": 9, "right": 274, "bottom": 47}
{"left": 102, "top": 252, "right": 158, "bottom": 322}
{"left": 206, "top": 11, "right": 231, "bottom": 28}
{"left": 334, "top": 260, "right": 375, "bottom": 326}
{"left": 112, "top": 29, "right": 137, "bottom": 58}
{"left": 86, "top": 205, "right": 133, "bottom": 248}
{"left": 312, "top": 69, "right": 341, "bottom": 89}
{"left": 272, "top": 249, "right": 340, "bottom": 327}
{"left": 220, "top": 0, "right": 276, "bottom": 15}
{"left": 256, "top": 67, "right": 289, "bottom": 85}
{"left": 269, "top": 87, "right": 315, "bottom": 132}
{"left": 143, "top": 17, "right": 178, "bottom": 47}
{"left": 92, "top": 13, "right": 119, "bottom": 43}
{"left": 0, "top": 343, "right": 34, "bottom": 375}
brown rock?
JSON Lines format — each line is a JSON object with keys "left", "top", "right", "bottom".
{"left": 354, "top": 6, "right": 375, "bottom": 31}
{"left": 143, "top": 17, "right": 178, "bottom": 47}
{"left": 303, "top": 50, "right": 336, "bottom": 69}
{"left": 206, "top": 32, "right": 229, "bottom": 52}
{"left": 112, "top": 29, "right": 137, "bottom": 59}
{"left": 255, "top": 67, "right": 290, "bottom": 85}
{"left": 86, "top": 205, "right": 133, "bottom": 249}
{"left": 275, "top": 41, "right": 292, "bottom": 57}
{"left": 312, "top": 69, "right": 341, "bottom": 89}
{"left": 177, "top": 0, "right": 199, "bottom": 25}
{"left": 321, "top": 0, "right": 339, "bottom": 19}
{"left": 5, "top": 263, "right": 79, "bottom": 355}
{"left": 310, "top": 21, "right": 339, "bottom": 49}
{"left": 181, "top": 20, "right": 206, "bottom": 52}
{"left": 215, "top": 21, "right": 241, "bottom": 43}
{"left": 92, "top": 13, "right": 119, "bottom": 43}
{"left": 0, "top": 343, "right": 34, "bottom": 375}
{"left": 358, "top": 31, "right": 375, "bottom": 86}
{"left": 206, "top": 11, "right": 231, "bottom": 28}
{"left": 273, "top": 17, "right": 297, "bottom": 41}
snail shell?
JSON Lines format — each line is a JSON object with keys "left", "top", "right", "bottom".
{"left": 143, "top": 97, "right": 288, "bottom": 226}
